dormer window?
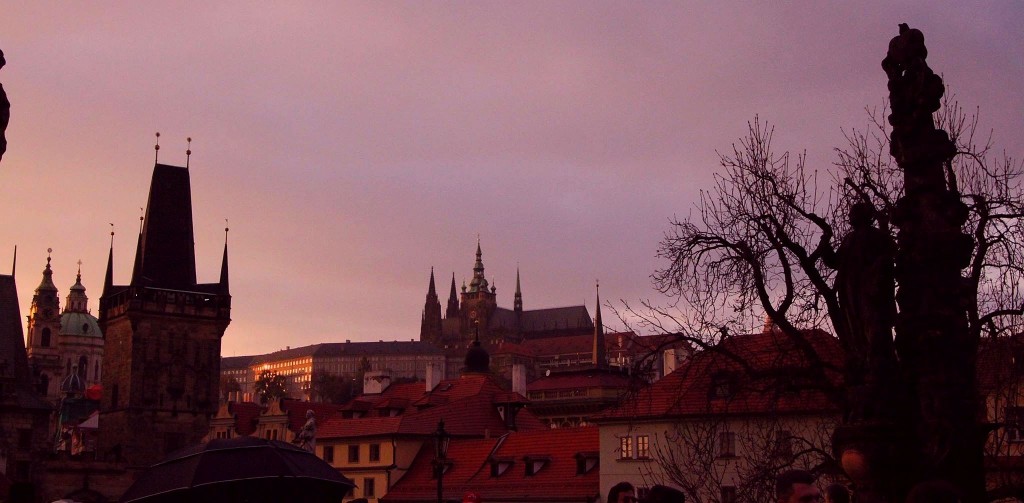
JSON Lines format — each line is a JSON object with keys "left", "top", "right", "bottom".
{"left": 523, "top": 456, "right": 549, "bottom": 476}
{"left": 710, "top": 372, "right": 736, "bottom": 399}
{"left": 490, "top": 458, "right": 514, "bottom": 477}
{"left": 574, "top": 452, "right": 599, "bottom": 475}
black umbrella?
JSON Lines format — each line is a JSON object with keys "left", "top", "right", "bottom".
{"left": 120, "top": 436, "right": 355, "bottom": 503}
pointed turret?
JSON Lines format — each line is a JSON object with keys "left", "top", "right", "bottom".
{"left": 35, "top": 253, "right": 58, "bottom": 295}
{"left": 64, "top": 262, "right": 89, "bottom": 313}
{"left": 446, "top": 273, "right": 459, "bottom": 318}
{"left": 102, "top": 237, "right": 114, "bottom": 297}
{"left": 219, "top": 226, "right": 230, "bottom": 295}
{"left": 593, "top": 282, "right": 607, "bottom": 369}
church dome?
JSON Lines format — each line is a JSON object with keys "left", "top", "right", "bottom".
{"left": 464, "top": 338, "right": 490, "bottom": 374}
{"left": 59, "top": 311, "right": 102, "bottom": 338}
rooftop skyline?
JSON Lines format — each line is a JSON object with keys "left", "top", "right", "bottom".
{"left": 1, "top": 3, "right": 1022, "bottom": 356}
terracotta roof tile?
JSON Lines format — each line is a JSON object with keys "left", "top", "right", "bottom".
{"left": 382, "top": 427, "right": 600, "bottom": 503}
{"left": 594, "top": 329, "right": 843, "bottom": 421}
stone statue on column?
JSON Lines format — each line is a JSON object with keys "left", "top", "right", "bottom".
{"left": 0, "top": 49, "right": 9, "bottom": 163}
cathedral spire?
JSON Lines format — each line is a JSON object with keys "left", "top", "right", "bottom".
{"left": 593, "top": 281, "right": 606, "bottom": 369}
{"left": 420, "top": 267, "right": 442, "bottom": 343}
{"left": 514, "top": 268, "right": 523, "bottom": 313}
{"left": 446, "top": 273, "right": 459, "bottom": 318}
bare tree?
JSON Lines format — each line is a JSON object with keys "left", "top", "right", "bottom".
{"left": 618, "top": 92, "right": 1022, "bottom": 501}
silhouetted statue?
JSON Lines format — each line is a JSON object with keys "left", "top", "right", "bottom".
{"left": 293, "top": 409, "right": 316, "bottom": 453}
{"left": 0, "top": 49, "right": 8, "bottom": 163}
{"left": 827, "top": 202, "right": 897, "bottom": 421}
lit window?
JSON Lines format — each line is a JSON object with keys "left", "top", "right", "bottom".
{"left": 619, "top": 436, "right": 633, "bottom": 459}
{"left": 636, "top": 435, "right": 650, "bottom": 459}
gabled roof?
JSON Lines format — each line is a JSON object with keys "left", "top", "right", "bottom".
{"left": 594, "top": 329, "right": 843, "bottom": 421}
{"left": 0, "top": 274, "right": 50, "bottom": 410}
{"left": 132, "top": 163, "right": 198, "bottom": 289}
{"left": 382, "top": 427, "right": 600, "bottom": 503}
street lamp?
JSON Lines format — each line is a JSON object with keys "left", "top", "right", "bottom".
{"left": 434, "top": 419, "right": 451, "bottom": 503}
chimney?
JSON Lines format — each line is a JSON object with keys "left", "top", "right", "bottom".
{"left": 662, "top": 348, "right": 679, "bottom": 376}
{"left": 512, "top": 364, "right": 527, "bottom": 396}
{"left": 363, "top": 370, "right": 392, "bottom": 395}
{"left": 426, "top": 362, "right": 442, "bottom": 392}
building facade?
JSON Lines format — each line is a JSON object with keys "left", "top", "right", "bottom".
{"left": 25, "top": 256, "right": 104, "bottom": 404}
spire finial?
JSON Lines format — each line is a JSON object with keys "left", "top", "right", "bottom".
{"left": 186, "top": 137, "right": 192, "bottom": 168}
{"left": 225, "top": 219, "right": 229, "bottom": 242}
{"left": 77, "top": 259, "right": 82, "bottom": 277}
{"left": 47, "top": 247, "right": 52, "bottom": 266}
{"left": 138, "top": 208, "right": 144, "bottom": 233}
{"left": 11, "top": 245, "right": 16, "bottom": 277}
{"left": 154, "top": 132, "right": 161, "bottom": 163}
{"left": 109, "top": 222, "right": 115, "bottom": 245}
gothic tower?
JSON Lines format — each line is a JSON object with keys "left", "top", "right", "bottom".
{"left": 98, "top": 162, "right": 230, "bottom": 466}
{"left": 420, "top": 268, "right": 443, "bottom": 344}
{"left": 25, "top": 253, "right": 62, "bottom": 397}
{"left": 459, "top": 241, "right": 496, "bottom": 344}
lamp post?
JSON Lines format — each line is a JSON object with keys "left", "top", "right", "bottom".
{"left": 434, "top": 419, "right": 451, "bottom": 503}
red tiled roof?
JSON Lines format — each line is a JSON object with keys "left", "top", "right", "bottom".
{"left": 319, "top": 373, "right": 546, "bottom": 441}
{"left": 594, "top": 329, "right": 843, "bottom": 421}
{"left": 318, "top": 416, "right": 404, "bottom": 438}
{"left": 282, "top": 399, "right": 344, "bottom": 431}
{"left": 382, "top": 427, "right": 600, "bottom": 503}
{"left": 526, "top": 368, "right": 636, "bottom": 392}
{"left": 231, "top": 402, "right": 262, "bottom": 436}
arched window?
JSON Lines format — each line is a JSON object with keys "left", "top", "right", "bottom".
{"left": 78, "top": 356, "right": 88, "bottom": 380}
{"left": 38, "top": 374, "right": 49, "bottom": 395}
{"left": 94, "top": 361, "right": 100, "bottom": 382}
{"left": 41, "top": 328, "right": 51, "bottom": 347}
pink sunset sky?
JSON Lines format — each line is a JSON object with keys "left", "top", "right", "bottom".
{"left": 1, "top": 3, "right": 1021, "bottom": 356}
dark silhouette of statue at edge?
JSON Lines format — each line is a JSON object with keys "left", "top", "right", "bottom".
{"left": 0, "top": 49, "right": 8, "bottom": 163}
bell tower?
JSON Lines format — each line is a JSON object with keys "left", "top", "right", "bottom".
{"left": 420, "top": 268, "right": 443, "bottom": 344}
{"left": 98, "top": 160, "right": 231, "bottom": 467}
{"left": 25, "top": 251, "right": 62, "bottom": 397}
{"left": 459, "top": 240, "right": 497, "bottom": 344}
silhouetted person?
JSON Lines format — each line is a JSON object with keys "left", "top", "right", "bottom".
{"left": 824, "top": 484, "right": 850, "bottom": 503}
{"left": 643, "top": 485, "right": 685, "bottom": 503}
{"left": 0, "top": 49, "right": 8, "bottom": 163}
{"left": 776, "top": 470, "right": 820, "bottom": 503}
{"left": 608, "top": 482, "right": 636, "bottom": 503}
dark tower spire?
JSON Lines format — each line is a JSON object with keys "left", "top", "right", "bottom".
{"left": 131, "top": 163, "right": 198, "bottom": 289}
{"left": 514, "top": 268, "right": 523, "bottom": 314}
{"left": 445, "top": 273, "right": 459, "bottom": 318}
{"left": 593, "top": 281, "right": 606, "bottom": 369}
{"left": 219, "top": 221, "right": 230, "bottom": 295}
{"left": 103, "top": 225, "right": 114, "bottom": 296}
{"left": 420, "top": 267, "right": 442, "bottom": 343}
{"left": 10, "top": 245, "right": 15, "bottom": 277}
